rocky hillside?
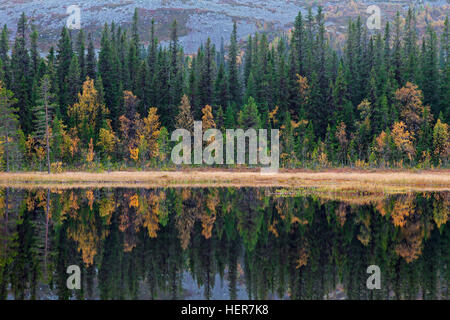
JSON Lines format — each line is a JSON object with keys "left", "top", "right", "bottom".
{"left": 0, "top": 0, "right": 448, "bottom": 53}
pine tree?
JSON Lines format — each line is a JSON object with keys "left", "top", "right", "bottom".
{"left": 224, "top": 104, "right": 235, "bottom": 129}
{"left": 132, "top": 8, "right": 140, "bottom": 49}
{"left": 304, "top": 7, "right": 315, "bottom": 78}
{"left": 392, "top": 12, "right": 404, "bottom": 87}
{"left": 169, "top": 20, "right": 183, "bottom": 129}
{"left": 136, "top": 60, "right": 149, "bottom": 115}
{"left": 147, "top": 19, "right": 158, "bottom": 107}
{"left": 76, "top": 30, "right": 86, "bottom": 82}
{"left": 188, "top": 55, "right": 198, "bottom": 114}
{"left": 86, "top": 33, "right": 96, "bottom": 79}
{"left": 403, "top": 8, "right": 418, "bottom": 83}
{"left": 67, "top": 55, "right": 81, "bottom": 106}
{"left": 98, "top": 24, "right": 120, "bottom": 129}
{"left": 30, "top": 26, "right": 39, "bottom": 78}
{"left": 156, "top": 48, "right": 170, "bottom": 125}
{"left": 33, "top": 75, "right": 55, "bottom": 173}
{"left": 245, "top": 71, "right": 257, "bottom": 103}
{"left": 199, "top": 38, "right": 214, "bottom": 109}
{"left": 0, "top": 58, "right": 4, "bottom": 83}
{"left": 127, "top": 33, "right": 139, "bottom": 92}
{"left": 238, "top": 97, "right": 260, "bottom": 130}
{"left": 333, "top": 62, "right": 353, "bottom": 129}
{"left": 215, "top": 105, "right": 225, "bottom": 131}
{"left": 281, "top": 111, "right": 295, "bottom": 165}
{"left": 432, "top": 118, "right": 449, "bottom": 165}
{"left": 0, "top": 25, "right": 9, "bottom": 87}
{"left": 244, "top": 35, "right": 253, "bottom": 86}
{"left": 439, "top": 17, "right": 449, "bottom": 122}
{"left": 421, "top": 26, "right": 440, "bottom": 116}
{"left": 287, "top": 33, "right": 299, "bottom": 117}
{"left": 293, "top": 11, "right": 305, "bottom": 75}
{"left": 56, "top": 26, "right": 73, "bottom": 122}
{"left": 0, "top": 82, "right": 19, "bottom": 171}
{"left": 214, "top": 62, "right": 229, "bottom": 109}
{"left": 256, "top": 34, "right": 270, "bottom": 108}
{"left": 228, "top": 21, "right": 241, "bottom": 106}
{"left": 11, "top": 13, "right": 32, "bottom": 134}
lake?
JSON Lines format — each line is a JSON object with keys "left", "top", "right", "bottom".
{"left": 0, "top": 187, "right": 448, "bottom": 300}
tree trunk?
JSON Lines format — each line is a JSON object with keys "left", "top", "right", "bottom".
{"left": 5, "top": 130, "right": 9, "bottom": 172}
{"left": 44, "top": 87, "right": 51, "bottom": 174}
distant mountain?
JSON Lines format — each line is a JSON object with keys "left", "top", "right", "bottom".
{"left": 0, "top": 0, "right": 448, "bottom": 53}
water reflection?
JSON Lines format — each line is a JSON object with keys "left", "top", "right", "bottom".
{"left": 0, "top": 187, "right": 448, "bottom": 300}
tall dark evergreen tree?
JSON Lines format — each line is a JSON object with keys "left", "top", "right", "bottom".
{"left": 214, "top": 61, "right": 229, "bottom": 109}
{"left": 76, "top": 30, "right": 86, "bottom": 82}
{"left": 199, "top": 38, "right": 214, "bottom": 110}
{"left": 228, "top": 21, "right": 241, "bottom": 107}
{"left": 98, "top": 24, "right": 120, "bottom": 129}
{"left": 0, "top": 25, "right": 10, "bottom": 87}
{"left": 147, "top": 19, "right": 158, "bottom": 107}
{"left": 403, "top": 8, "right": 418, "bottom": 83}
{"left": 56, "top": 26, "right": 73, "bottom": 122}
{"left": 11, "top": 13, "right": 32, "bottom": 133}
{"left": 30, "top": 26, "right": 39, "bottom": 78}
{"left": 168, "top": 20, "right": 183, "bottom": 129}
{"left": 421, "top": 25, "right": 440, "bottom": 116}
{"left": 86, "top": 33, "right": 96, "bottom": 79}
{"left": 67, "top": 54, "right": 81, "bottom": 106}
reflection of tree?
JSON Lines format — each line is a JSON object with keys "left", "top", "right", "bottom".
{"left": 433, "top": 193, "right": 449, "bottom": 228}
{"left": 237, "top": 188, "right": 263, "bottom": 251}
{"left": 392, "top": 195, "right": 415, "bottom": 228}
{"left": 66, "top": 191, "right": 100, "bottom": 266}
{"left": 395, "top": 219, "right": 425, "bottom": 263}
{"left": 135, "top": 191, "right": 166, "bottom": 242}
{"left": 1, "top": 189, "right": 448, "bottom": 300}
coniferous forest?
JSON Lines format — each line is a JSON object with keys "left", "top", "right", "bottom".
{"left": 0, "top": 7, "right": 449, "bottom": 172}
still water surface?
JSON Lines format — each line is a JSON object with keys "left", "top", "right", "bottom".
{"left": 0, "top": 187, "right": 448, "bottom": 300}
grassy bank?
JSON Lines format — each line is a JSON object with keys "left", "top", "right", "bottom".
{"left": 0, "top": 169, "right": 449, "bottom": 192}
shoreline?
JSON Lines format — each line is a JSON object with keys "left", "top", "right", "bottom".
{"left": 0, "top": 169, "right": 449, "bottom": 192}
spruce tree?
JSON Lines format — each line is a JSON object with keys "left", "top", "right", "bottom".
{"left": 439, "top": 17, "right": 449, "bottom": 121}
{"left": 30, "top": 26, "right": 39, "bottom": 78}
{"left": 33, "top": 75, "right": 55, "bottom": 173}
{"left": 238, "top": 97, "right": 261, "bottom": 130}
{"left": 86, "top": 33, "right": 96, "bottom": 79}
{"left": 11, "top": 13, "right": 32, "bottom": 134}
{"left": 421, "top": 26, "right": 440, "bottom": 116}
{"left": 67, "top": 54, "right": 81, "bottom": 106}
{"left": 0, "top": 25, "right": 9, "bottom": 87}
{"left": 56, "top": 26, "right": 73, "bottom": 121}
{"left": 293, "top": 11, "right": 305, "bottom": 75}
{"left": 403, "top": 8, "right": 418, "bottom": 83}
{"left": 214, "top": 62, "right": 229, "bottom": 109}
{"left": 76, "top": 30, "right": 86, "bottom": 82}
{"left": 0, "top": 82, "right": 19, "bottom": 171}
{"left": 244, "top": 35, "right": 252, "bottom": 86}
{"left": 147, "top": 19, "right": 158, "bottom": 107}
{"left": 168, "top": 20, "right": 183, "bottom": 129}
{"left": 228, "top": 21, "right": 241, "bottom": 107}
{"left": 98, "top": 24, "right": 120, "bottom": 129}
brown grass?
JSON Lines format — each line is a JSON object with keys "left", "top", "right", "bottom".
{"left": 0, "top": 169, "right": 449, "bottom": 192}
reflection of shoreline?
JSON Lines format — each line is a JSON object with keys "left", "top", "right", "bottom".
{"left": 1, "top": 187, "right": 448, "bottom": 300}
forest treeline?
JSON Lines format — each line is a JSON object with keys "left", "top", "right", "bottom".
{"left": 0, "top": 187, "right": 448, "bottom": 299}
{"left": 0, "top": 7, "right": 449, "bottom": 172}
